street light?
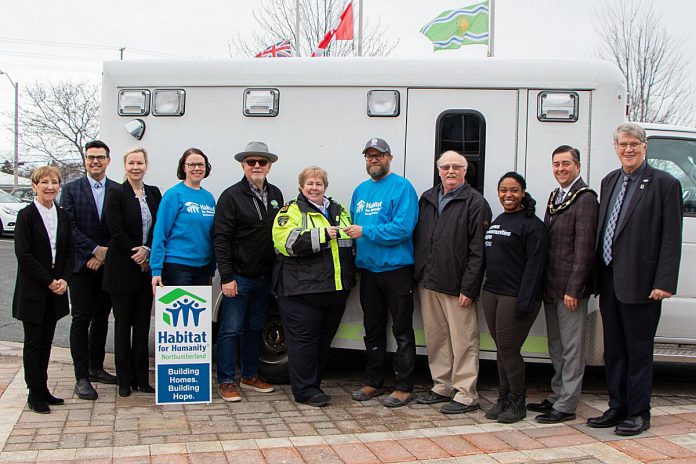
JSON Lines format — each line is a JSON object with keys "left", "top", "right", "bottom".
{"left": 0, "top": 69, "right": 19, "bottom": 190}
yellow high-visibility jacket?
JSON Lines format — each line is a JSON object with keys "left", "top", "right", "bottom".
{"left": 272, "top": 194, "right": 356, "bottom": 297}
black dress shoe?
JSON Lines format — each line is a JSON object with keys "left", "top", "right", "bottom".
{"left": 305, "top": 393, "right": 331, "bottom": 407}
{"left": 440, "top": 401, "right": 481, "bottom": 414}
{"left": 89, "top": 369, "right": 117, "bottom": 384}
{"left": 118, "top": 386, "right": 131, "bottom": 397}
{"left": 535, "top": 409, "right": 576, "bottom": 424}
{"left": 415, "top": 391, "right": 451, "bottom": 405}
{"left": 586, "top": 409, "right": 626, "bottom": 428}
{"left": 74, "top": 378, "right": 98, "bottom": 400}
{"left": 27, "top": 390, "right": 50, "bottom": 414}
{"left": 137, "top": 384, "right": 155, "bottom": 394}
{"left": 42, "top": 389, "right": 65, "bottom": 406}
{"left": 28, "top": 397, "right": 50, "bottom": 414}
{"left": 526, "top": 398, "right": 554, "bottom": 413}
{"left": 615, "top": 416, "right": 650, "bottom": 436}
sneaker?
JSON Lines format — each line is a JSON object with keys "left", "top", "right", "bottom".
{"left": 219, "top": 383, "right": 241, "bottom": 402}
{"left": 240, "top": 376, "right": 275, "bottom": 393}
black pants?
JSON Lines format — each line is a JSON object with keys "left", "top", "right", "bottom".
{"left": 23, "top": 299, "right": 57, "bottom": 390}
{"left": 69, "top": 270, "right": 112, "bottom": 380}
{"left": 599, "top": 264, "right": 661, "bottom": 419}
{"left": 359, "top": 266, "right": 416, "bottom": 392}
{"left": 278, "top": 291, "right": 349, "bottom": 402}
{"left": 482, "top": 291, "right": 541, "bottom": 394}
{"left": 162, "top": 262, "right": 210, "bottom": 286}
{"left": 111, "top": 275, "right": 153, "bottom": 389}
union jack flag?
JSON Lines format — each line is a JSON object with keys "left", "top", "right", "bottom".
{"left": 255, "top": 39, "right": 293, "bottom": 58}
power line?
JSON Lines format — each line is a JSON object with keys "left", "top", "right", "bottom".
{"left": 0, "top": 50, "right": 106, "bottom": 62}
{"left": 0, "top": 36, "right": 184, "bottom": 58}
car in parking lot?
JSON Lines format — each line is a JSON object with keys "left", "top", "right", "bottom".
{"left": 0, "top": 190, "right": 26, "bottom": 236}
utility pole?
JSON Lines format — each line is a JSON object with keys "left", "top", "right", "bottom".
{"left": 0, "top": 69, "right": 19, "bottom": 190}
{"left": 119, "top": 47, "right": 126, "bottom": 60}
{"left": 357, "top": 0, "right": 363, "bottom": 57}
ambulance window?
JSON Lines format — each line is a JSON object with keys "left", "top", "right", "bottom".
{"left": 435, "top": 111, "right": 485, "bottom": 193}
{"left": 647, "top": 137, "right": 696, "bottom": 215}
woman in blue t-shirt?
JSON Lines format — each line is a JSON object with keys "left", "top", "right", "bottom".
{"left": 150, "top": 148, "right": 216, "bottom": 291}
{"left": 482, "top": 171, "right": 547, "bottom": 424}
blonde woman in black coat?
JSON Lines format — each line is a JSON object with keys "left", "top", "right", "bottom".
{"left": 103, "top": 147, "right": 161, "bottom": 397}
{"left": 13, "top": 166, "right": 73, "bottom": 414}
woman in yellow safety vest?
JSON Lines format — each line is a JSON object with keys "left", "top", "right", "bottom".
{"left": 272, "top": 166, "right": 356, "bottom": 407}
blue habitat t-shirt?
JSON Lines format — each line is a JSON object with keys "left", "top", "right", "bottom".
{"left": 150, "top": 182, "right": 216, "bottom": 277}
{"left": 350, "top": 173, "right": 418, "bottom": 273}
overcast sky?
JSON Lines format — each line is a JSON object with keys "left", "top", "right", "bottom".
{"left": 2, "top": 0, "right": 696, "bottom": 158}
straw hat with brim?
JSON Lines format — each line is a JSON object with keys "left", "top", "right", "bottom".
{"left": 234, "top": 141, "right": 279, "bottom": 163}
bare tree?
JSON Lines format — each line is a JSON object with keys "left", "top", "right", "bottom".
{"left": 17, "top": 80, "right": 100, "bottom": 169}
{"left": 231, "top": 0, "right": 398, "bottom": 57}
{"left": 595, "top": 0, "right": 694, "bottom": 125}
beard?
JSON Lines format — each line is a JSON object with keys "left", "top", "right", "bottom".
{"left": 367, "top": 164, "right": 388, "bottom": 180}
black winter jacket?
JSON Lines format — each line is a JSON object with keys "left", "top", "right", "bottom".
{"left": 213, "top": 177, "right": 284, "bottom": 280}
{"left": 413, "top": 183, "right": 492, "bottom": 298}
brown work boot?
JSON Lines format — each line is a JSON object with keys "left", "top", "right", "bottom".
{"left": 240, "top": 376, "right": 275, "bottom": 393}
{"left": 218, "top": 383, "right": 241, "bottom": 402}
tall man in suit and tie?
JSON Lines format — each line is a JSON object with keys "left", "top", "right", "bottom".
{"left": 527, "top": 145, "right": 598, "bottom": 423}
{"left": 586, "top": 123, "right": 683, "bottom": 436}
{"left": 61, "top": 140, "right": 119, "bottom": 400}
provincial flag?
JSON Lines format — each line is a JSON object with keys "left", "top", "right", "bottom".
{"left": 420, "top": 1, "right": 489, "bottom": 51}
{"left": 255, "top": 39, "right": 294, "bottom": 58}
{"left": 312, "top": 2, "right": 354, "bottom": 57}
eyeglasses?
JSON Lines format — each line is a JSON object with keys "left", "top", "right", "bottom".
{"left": 364, "top": 153, "right": 386, "bottom": 160}
{"left": 244, "top": 159, "right": 269, "bottom": 167}
{"left": 617, "top": 142, "right": 643, "bottom": 150}
{"left": 185, "top": 162, "right": 206, "bottom": 169}
{"left": 86, "top": 155, "right": 108, "bottom": 162}
{"left": 438, "top": 164, "right": 465, "bottom": 171}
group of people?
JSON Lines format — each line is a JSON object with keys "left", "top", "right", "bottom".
{"left": 12, "top": 122, "right": 682, "bottom": 439}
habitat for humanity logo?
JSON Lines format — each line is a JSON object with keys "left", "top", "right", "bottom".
{"left": 158, "top": 288, "right": 207, "bottom": 328}
{"left": 356, "top": 200, "right": 366, "bottom": 213}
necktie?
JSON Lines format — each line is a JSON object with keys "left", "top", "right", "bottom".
{"left": 555, "top": 189, "right": 565, "bottom": 205}
{"left": 94, "top": 181, "right": 103, "bottom": 218}
{"left": 602, "top": 175, "right": 629, "bottom": 265}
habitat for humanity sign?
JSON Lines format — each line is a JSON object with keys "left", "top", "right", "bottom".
{"left": 155, "top": 286, "right": 212, "bottom": 405}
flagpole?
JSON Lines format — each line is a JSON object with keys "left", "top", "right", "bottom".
{"left": 487, "top": 0, "right": 495, "bottom": 57}
{"left": 358, "top": 0, "right": 363, "bottom": 57}
{"left": 296, "top": 0, "right": 301, "bottom": 56}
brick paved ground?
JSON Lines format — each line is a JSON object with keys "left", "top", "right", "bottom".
{"left": 0, "top": 341, "right": 695, "bottom": 463}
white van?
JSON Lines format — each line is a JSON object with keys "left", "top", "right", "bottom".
{"left": 100, "top": 57, "right": 695, "bottom": 379}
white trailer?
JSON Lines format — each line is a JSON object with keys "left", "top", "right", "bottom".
{"left": 100, "top": 57, "right": 695, "bottom": 379}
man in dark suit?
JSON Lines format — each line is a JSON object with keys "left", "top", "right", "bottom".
{"left": 587, "top": 123, "right": 683, "bottom": 436}
{"left": 528, "top": 145, "right": 597, "bottom": 424}
{"left": 61, "top": 140, "right": 118, "bottom": 400}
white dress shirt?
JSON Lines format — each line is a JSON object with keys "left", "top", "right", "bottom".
{"left": 34, "top": 199, "right": 58, "bottom": 264}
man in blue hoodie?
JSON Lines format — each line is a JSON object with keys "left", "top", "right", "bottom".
{"left": 344, "top": 138, "right": 419, "bottom": 408}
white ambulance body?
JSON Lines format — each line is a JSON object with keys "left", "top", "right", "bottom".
{"left": 100, "top": 57, "right": 696, "bottom": 376}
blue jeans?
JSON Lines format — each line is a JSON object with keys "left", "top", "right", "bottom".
{"left": 216, "top": 274, "right": 271, "bottom": 384}
{"left": 162, "top": 262, "right": 210, "bottom": 286}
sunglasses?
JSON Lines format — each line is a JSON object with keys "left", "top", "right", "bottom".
{"left": 244, "top": 159, "right": 269, "bottom": 167}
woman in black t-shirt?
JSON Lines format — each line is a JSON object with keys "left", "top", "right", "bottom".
{"left": 482, "top": 172, "right": 547, "bottom": 424}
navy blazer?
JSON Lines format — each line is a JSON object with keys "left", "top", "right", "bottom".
{"left": 60, "top": 176, "right": 117, "bottom": 273}
{"left": 596, "top": 164, "right": 683, "bottom": 304}
{"left": 12, "top": 202, "right": 74, "bottom": 324}
{"left": 103, "top": 181, "right": 161, "bottom": 294}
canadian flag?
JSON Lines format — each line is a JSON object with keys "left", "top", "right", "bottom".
{"left": 312, "top": 2, "right": 354, "bottom": 57}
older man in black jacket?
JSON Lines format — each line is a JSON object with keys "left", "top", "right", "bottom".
{"left": 213, "top": 141, "right": 284, "bottom": 403}
{"left": 413, "top": 150, "right": 491, "bottom": 414}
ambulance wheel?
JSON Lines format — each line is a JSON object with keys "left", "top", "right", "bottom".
{"left": 258, "top": 314, "right": 289, "bottom": 384}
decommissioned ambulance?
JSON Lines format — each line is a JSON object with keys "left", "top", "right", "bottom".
{"left": 100, "top": 57, "right": 696, "bottom": 379}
